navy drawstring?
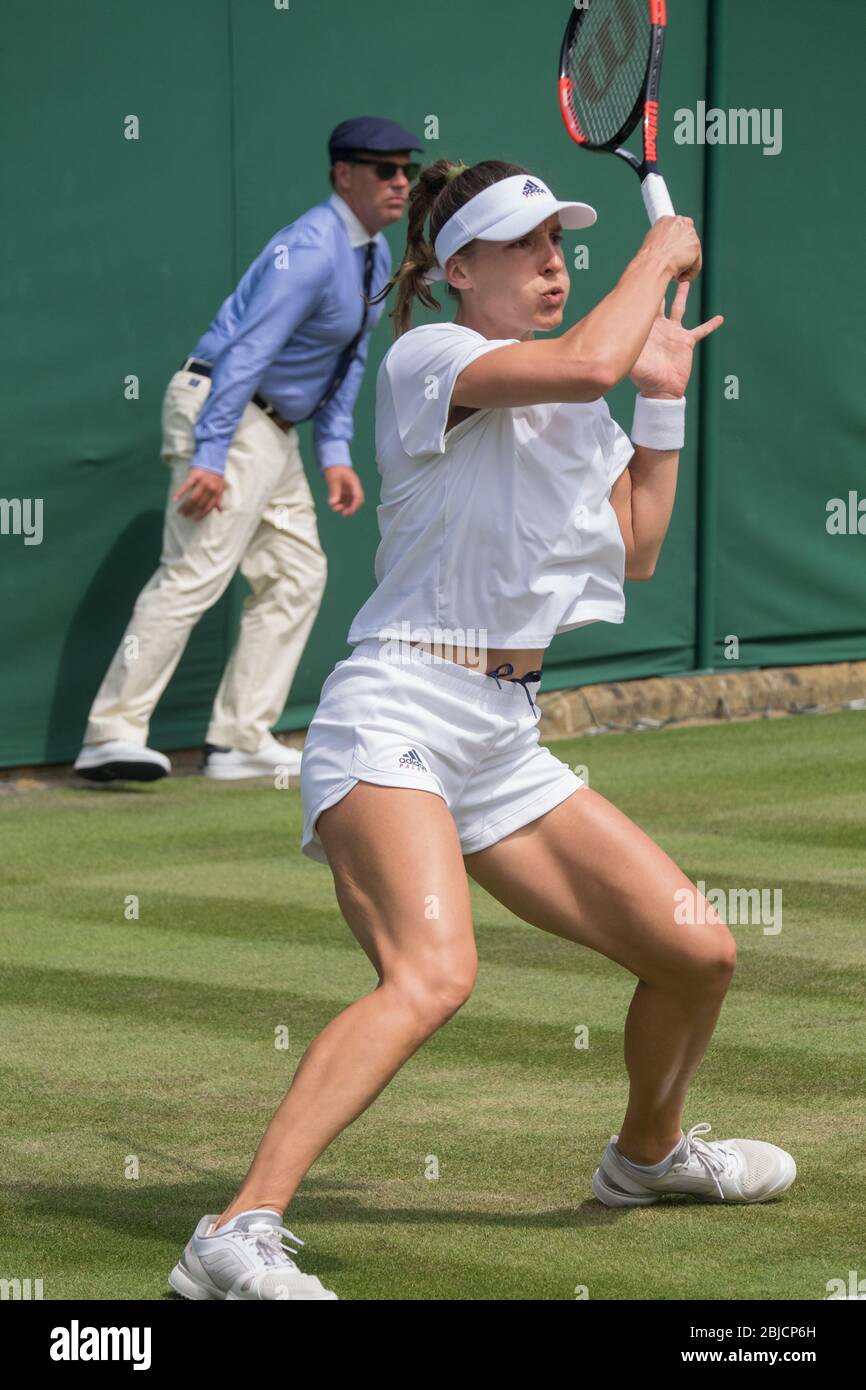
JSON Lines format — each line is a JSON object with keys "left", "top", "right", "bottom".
{"left": 486, "top": 661, "right": 544, "bottom": 712}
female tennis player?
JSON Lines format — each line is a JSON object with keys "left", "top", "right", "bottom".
{"left": 169, "top": 159, "right": 796, "bottom": 1301}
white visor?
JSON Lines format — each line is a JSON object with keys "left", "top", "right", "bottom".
{"left": 424, "top": 174, "right": 597, "bottom": 283}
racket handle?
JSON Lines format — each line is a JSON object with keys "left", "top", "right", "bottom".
{"left": 641, "top": 173, "right": 675, "bottom": 224}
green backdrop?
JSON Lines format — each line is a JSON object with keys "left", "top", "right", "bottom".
{"left": 1, "top": 0, "right": 863, "bottom": 767}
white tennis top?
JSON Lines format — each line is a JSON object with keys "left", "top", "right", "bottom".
{"left": 346, "top": 322, "right": 634, "bottom": 650}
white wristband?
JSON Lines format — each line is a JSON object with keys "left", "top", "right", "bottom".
{"left": 631, "top": 394, "right": 686, "bottom": 451}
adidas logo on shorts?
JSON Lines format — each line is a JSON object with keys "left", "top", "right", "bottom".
{"left": 398, "top": 747, "right": 428, "bottom": 772}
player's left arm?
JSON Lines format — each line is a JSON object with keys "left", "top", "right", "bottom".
{"left": 610, "top": 445, "right": 679, "bottom": 580}
{"left": 612, "top": 279, "right": 723, "bottom": 579}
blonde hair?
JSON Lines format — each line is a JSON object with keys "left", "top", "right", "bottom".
{"left": 368, "top": 158, "right": 530, "bottom": 337}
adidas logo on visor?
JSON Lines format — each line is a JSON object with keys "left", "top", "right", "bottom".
{"left": 522, "top": 178, "right": 547, "bottom": 197}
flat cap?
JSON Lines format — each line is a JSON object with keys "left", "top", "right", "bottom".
{"left": 328, "top": 116, "right": 424, "bottom": 162}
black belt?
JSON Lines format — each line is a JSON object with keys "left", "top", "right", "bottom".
{"left": 178, "top": 357, "right": 295, "bottom": 434}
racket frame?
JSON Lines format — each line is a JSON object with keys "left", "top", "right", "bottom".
{"left": 558, "top": 0, "right": 674, "bottom": 223}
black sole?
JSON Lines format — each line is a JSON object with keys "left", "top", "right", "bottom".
{"left": 76, "top": 762, "right": 168, "bottom": 783}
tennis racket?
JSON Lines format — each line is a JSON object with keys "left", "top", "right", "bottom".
{"left": 558, "top": 0, "right": 674, "bottom": 225}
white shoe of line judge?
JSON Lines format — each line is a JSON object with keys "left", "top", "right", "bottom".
{"left": 74, "top": 739, "right": 172, "bottom": 783}
{"left": 74, "top": 734, "right": 301, "bottom": 783}
{"left": 203, "top": 733, "right": 302, "bottom": 780}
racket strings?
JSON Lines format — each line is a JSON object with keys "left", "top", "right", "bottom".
{"left": 563, "top": 0, "right": 651, "bottom": 146}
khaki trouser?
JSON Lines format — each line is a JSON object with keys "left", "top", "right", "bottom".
{"left": 84, "top": 370, "right": 328, "bottom": 754}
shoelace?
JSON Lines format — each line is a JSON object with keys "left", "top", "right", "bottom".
{"left": 226, "top": 1223, "right": 305, "bottom": 1271}
{"left": 486, "top": 661, "right": 544, "bottom": 713}
{"left": 674, "top": 1121, "right": 740, "bottom": 1201}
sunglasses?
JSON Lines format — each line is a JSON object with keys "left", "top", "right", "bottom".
{"left": 344, "top": 157, "right": 420, "bottom": 182}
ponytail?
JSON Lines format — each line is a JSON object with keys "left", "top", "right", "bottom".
{"left": 368, "top": 158, "right": 529, "bottom": 337}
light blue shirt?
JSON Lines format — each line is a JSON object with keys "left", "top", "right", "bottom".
{"left": 188, "top": 193, "right": 390, "bottom": 476}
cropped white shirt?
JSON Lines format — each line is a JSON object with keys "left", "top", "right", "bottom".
{"left": 346, "top": 322, "right": 635, "bottom": 649}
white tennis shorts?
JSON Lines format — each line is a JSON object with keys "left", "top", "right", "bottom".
{"left": 300, "top": 638, "right": 586, "bottom": 865}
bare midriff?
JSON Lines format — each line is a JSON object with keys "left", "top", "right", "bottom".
{"left": 408, "top": 638, "right": 545, "bottom": 682}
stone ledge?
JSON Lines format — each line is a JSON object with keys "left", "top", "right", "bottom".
{"left": 536, "top": 661, "right": 866, "bottom": 741}
{"left": 4, "top": 663, "right": 865, "bottom": 786}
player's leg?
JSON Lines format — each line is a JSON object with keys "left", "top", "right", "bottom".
{"left": 463, "top": 783, "right": 735, "bottom": 1164}
{"left": 213, "top": 782, "right": 476, "bottom": 1227}
{"left": 206, "top": 424, "right": 327, "bottom": 760}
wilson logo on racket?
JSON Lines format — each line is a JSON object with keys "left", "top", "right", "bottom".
{"left": 644, "top": 99, "right": 659, "bottom": 163}
{"left": 577, "top": 10, "right": 640, "bottom": 104}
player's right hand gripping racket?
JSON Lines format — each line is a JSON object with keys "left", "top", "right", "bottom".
{"left": 558, "top": 0, "right": 674, "bottom": 225}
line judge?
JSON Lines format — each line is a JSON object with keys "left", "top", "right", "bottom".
{"left": 75, "top": 115, "right": 423, "bottom": 783}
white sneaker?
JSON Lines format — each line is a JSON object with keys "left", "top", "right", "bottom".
{"left": 203, "top": 734, "right": 302, "bottom": 780}
{"left": 73, "top": 740, "right": 171, "bottom": 783}
{"left": 168, "top": 1208, "right": 338, "bottom": 1301}
{"left": 591, "top": 1121, "right": 797, "bottom": 1207}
